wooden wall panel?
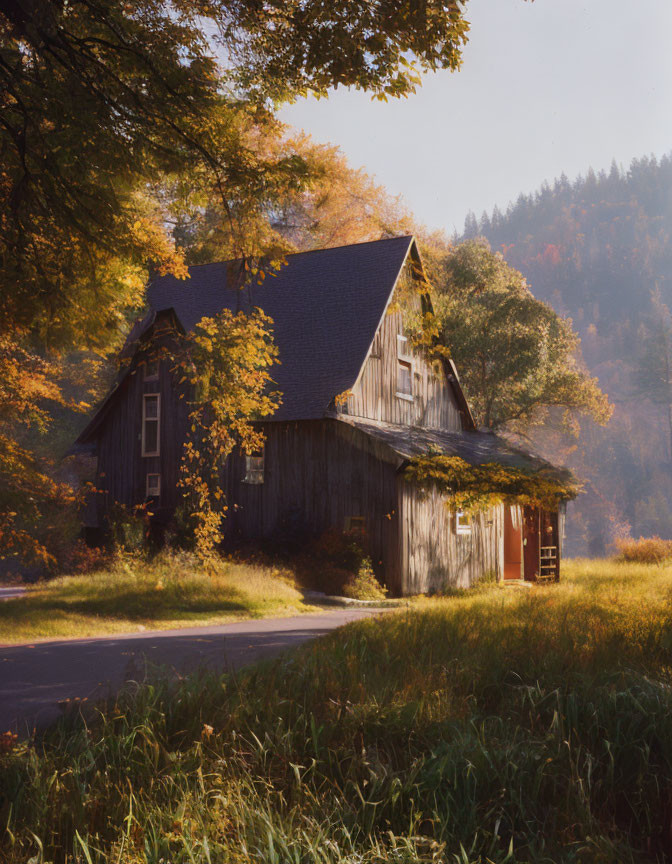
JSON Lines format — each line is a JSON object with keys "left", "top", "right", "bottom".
{"left": 93, "top": 351, "right": 189, "bottom": 525}
{"left": 221, "top": 420, "right": 402, "bottom": 592}
{"left": 397, "top": 478, "right": 503, "bottom": 594}
{"left": 340, "top": 273, "right": 462, "bottom": 431}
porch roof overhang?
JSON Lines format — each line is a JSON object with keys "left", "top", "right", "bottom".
{"left": 335, "top": 416, "right": 573, "bottom": 484}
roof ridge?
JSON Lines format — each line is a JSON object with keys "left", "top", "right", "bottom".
{"left": 179, "top": 235, "right": 415, "bottom": 272}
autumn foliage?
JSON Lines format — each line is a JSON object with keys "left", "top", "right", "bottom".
{"left": 175, "top": 308, "right": 280, "bottom": 559}
{"left": 406, "top": 454, "right": 580, "bottom": 512}
{"left": 0, "top": 335, "right": 76, "bottom": 566}
{"left": 0, "top": 0, "right": 473, "bottom": 568}
{"left": 614, "top": 536, "right": 672, "bottom": 565}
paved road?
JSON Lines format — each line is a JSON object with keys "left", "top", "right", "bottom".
{"left": 0, "top": 586, "right": 27, "bottom": 601}
{"left": 0, "top": 609, "right": 386, "bottom": 734}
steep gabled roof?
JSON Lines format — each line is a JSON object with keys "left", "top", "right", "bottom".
{"left": 146, "top": 235, "right": 416, "bottom": 421}
{"left": 76, "top": 235, "right": 477, "bottom": 446}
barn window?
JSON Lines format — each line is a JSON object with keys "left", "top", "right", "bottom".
{"left": 142, "top": 394, "right": 161, "bottom": 457}
{"left": 146, "top": 473, "right": 161, "bottom": 498}
{"left": 144, "top": 358, "right": 159, "bottom": 381}
{"left": 455, "top": 509, "right": 472, "bottom": 535}
{"left": 397, "top": 334, "right": 411, "bottom": 358}
{"left": 345, "top": 516, "right": 366, "bottom": 534}
{"left": 243, "top": 446, "right": 264, "bottom": 484}
{"left": 396, "top": 334, "right": 413, "bottom": 400}
{"left": 396, "top": 359, "right": 413, "bottom": 399}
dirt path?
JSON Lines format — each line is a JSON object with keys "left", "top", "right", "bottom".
{"left": 0, "top": 608, "right": 387, "bottom": 734}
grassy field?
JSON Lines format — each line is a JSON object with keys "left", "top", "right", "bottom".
{"left": 3, "top": 558, "right": 672, "bottom": 862}
{"left": 0, "top": 552, "right": 316, "bottom": 643}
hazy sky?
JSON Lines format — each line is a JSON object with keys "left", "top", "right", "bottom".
{"left": 280, "top": 0, "right": 672, "bottom": 235}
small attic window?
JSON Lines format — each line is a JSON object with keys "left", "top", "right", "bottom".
{"left": 243, "top": 446, "right": 264, "bottom": 484}
{"left": 396, "top": 333, "right": 413, "bottom": 401}
{"left": 144, "top": 358, "right": 159, "bottom": 381}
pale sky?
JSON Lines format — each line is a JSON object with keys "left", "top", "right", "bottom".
{"left": 280, "top": 0, "right": 672, "bottom": 235}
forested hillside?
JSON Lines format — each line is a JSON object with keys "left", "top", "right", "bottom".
{"left": 464, "top": 154, "right": 672, "bottom": 554}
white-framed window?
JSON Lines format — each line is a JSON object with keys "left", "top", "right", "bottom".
{"left": 396, "top": 333, "right": 413, "bottom": 401}
{"left": 141, "top": 393, "right": 161, "bottom": 457}
{"left": 345, "top": 516, "right": 366, "bottom": 534}
{"left": 396, "top": 359, "right": 413, "bottom": 399}
{"left": 397, "top": 334, "right": 411, "bottom": 358}
{"left": 144, "top": 358, "right": 160, "bottom": 381}
{"left": 455, "top": 509, "right": 472, "bottom": 535}
{"left": 146, "top": 473, "right": 161, "bottom": 497}
{"left": 243, "top": 446, "right": 264, "bottom": 484}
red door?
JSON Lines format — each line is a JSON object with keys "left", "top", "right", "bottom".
{"left": 503, "top": 505, "right": 523, "bottom": 580}
{"left": 522, "top": 506, "right": 539, "bottom": 582}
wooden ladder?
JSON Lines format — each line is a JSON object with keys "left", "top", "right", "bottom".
{"left": 539, "top": 545, "right": 558, "bottom": 581}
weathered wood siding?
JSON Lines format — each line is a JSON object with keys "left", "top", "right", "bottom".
{"left": 397, "top": 478, "right": 503, "bottom": 594}
{"left": 222, "top": 420, "right": 402, "bottom": 590}
{"left": 340, "top": 271, "right": 462, "bottom": 430}
{"left": 93, "top": 354, "right": 189, "bottom": 525}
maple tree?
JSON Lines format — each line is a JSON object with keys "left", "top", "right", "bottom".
{"left": 1, "top": 0, "right": 473, "bottom": 349}
{"left": 268, "top": 137, "right": 417, "bottom": 251}
{"left": 0, "top": 0, "right": 475, "bottom": 562}
{"left": 0, "top": 336, "right": 72, "bottom": 566}
{"left": 169, "top": 133, "right": 417, "bottom": 264}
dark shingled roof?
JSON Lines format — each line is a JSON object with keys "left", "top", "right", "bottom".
{"left": 337, "top": 416, "right": 572, "bottom": 480}
{"left": 147, "top": 236, "right": 415, "bottom": 421}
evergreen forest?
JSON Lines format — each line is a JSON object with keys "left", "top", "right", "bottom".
{"left": 463, "top": 154, "right": 672, "bottom": 553}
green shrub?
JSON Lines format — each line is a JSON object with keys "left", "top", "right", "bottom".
{"left": 107, "top": 501, "right": 150, "bottom": 554}
{"left": 342, "top": 557, "right": 387, "bottom": 600}
{"left": 60, "top": 538, "right": 111, "bottom": 575}
{"left": 295, "top": 528, "right": 381, "bottom": 595}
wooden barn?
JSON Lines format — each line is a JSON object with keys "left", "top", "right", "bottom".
{"left": 75, "top": 236, "right": 571, "bottom": 594}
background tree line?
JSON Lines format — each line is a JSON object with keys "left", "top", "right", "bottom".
{"left": 464, "top": 154, "right": 672, "bottom": 553}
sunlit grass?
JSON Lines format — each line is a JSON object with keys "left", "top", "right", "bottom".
{"left": 3, "top": 557, "right": 672, "bottom": 862}
{"left": 0, "top": 550, "right": 315, "bottom": 643}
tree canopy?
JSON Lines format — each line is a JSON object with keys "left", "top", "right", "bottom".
{"left": 0, "top": 0, "right": 473, "bottom": 350}
{"left": 0, "top": 0, "right": 475, "bottom": 563}
{"left": 429, "top": 240, "right": 612, "bottom": 433}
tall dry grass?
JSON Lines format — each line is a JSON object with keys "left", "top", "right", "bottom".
{"left": 615, "top": 536, "right": 672, "bottom": 565}
{"left": 3, "top": 558, "right": 672, "bottom": 862}
{"left": 0, "top": 550, "right": 310, "bottom": 643}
